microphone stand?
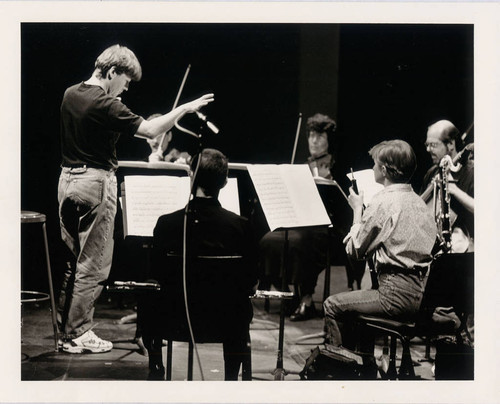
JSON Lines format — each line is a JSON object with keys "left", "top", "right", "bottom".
{"left": 181, "top": 120, "right": 209, "bottom": 381}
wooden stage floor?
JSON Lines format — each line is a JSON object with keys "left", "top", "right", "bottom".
{"left": 21, "top": 266, "right": 435, "bottom": 382}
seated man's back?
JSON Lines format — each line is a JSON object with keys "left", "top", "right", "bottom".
{"left": 151, "top": 196, "right": 258, "bottom": 341}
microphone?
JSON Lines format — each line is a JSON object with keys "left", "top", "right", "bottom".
{"left": 196, "top": 111, "right": 220, "bottom": 134}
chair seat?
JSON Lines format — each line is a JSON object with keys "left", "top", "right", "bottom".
{"left": 356, "top": 314, "right": 416, "bottom": 335}
{"left": 21, "top": 290, "right": 50, "bottom": 303}
{"left": 21, "top": 210, "right": 46, "bottom": 224}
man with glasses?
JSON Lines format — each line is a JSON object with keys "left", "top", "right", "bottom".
{"left": 421, "top": 119, "right": 474, "bottom": 252}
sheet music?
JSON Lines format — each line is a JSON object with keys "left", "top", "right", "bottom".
{"left": 123, "top": 176, "right": 190, "bottom": 237}
{"left": 218, "top": 178, "right": 240, "bottom": 216}
{"left": 123, "top": 176, "right": 240, "bottom": 237}
{"left": 247, "top": 164, "right": 331, "bottom": 231}
{"left": 347, "top": 169, "right": 384, "bottom": 206}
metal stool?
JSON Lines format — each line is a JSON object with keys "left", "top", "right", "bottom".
{"left": 21, "top": 210, "right": 58, "bottom": 352}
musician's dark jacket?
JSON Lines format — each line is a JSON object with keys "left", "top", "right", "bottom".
{"left": 141, "top": 197, "right": 259, "bottom": 341}
{"left": 421, "top": 159, "right": 474, "bottom": 238}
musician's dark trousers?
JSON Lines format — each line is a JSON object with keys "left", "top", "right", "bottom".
{"left": 260, "top": 228, "right": 327, "bottom": 296}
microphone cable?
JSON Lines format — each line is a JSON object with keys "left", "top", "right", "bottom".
{"left": 182, "top": 150, "right": 205, "bottom": 380}
{"left": 174, "top": 113, "right": 216, "bottom": 379}
{"left": 175, "top": 118, "right": 200, "bottom": 139}
{"left": 174, "top": 112, "right": 219, "bottom": 138}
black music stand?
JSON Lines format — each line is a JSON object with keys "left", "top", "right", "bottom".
{"left": 247, "top": 164, "right": 332, "bottom": 380}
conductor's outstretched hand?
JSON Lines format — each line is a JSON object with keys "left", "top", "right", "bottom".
{"left": 184, "top": 93, "right": 215, "bottom": 113}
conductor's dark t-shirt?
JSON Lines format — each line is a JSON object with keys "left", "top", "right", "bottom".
{"left": 60, "top": 82, "right": 143, "bottom": 170}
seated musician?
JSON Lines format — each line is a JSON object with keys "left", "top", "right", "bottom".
{"left": 140, "top": 148, "right": 259, "bottom": 380}
{"left": 422, "top": 119, "right": 475, "bottom": 344}
{"left": 421, "top": 119, "right": 474, "bottom": 253}
{"left": 146, "top": 113, "right": 192, "bottom": 164}
{"left": 323, "top": 139, "right": 436, "bottom": 375}
{"left": 259, "top": 113, "right": 343, "bottom": 321}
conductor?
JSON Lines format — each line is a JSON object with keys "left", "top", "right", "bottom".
{"left": 57, "top": 44, "right": 214, "bottom": 354}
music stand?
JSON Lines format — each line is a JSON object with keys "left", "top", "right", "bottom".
{"left": 247, "top": 164, "right": 331, "bottom": 380}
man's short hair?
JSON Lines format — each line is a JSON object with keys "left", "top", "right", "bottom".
{"left": 95, "top": 44, "right": 142, "bottom": 81}
{"left": 190, "top": 148, "right": 228, "bottom": 197}
{"left": 428, "top": 119, "right": 462, "bottom": 150}
{"left": 369, "top": 139, "right": 417, "bottom": 183}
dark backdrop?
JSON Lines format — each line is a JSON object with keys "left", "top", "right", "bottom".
{"left": 21, "top": 23, "right": 473, "bottom": 288}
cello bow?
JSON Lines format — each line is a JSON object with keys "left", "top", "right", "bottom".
{"left": 154, "top": 64, "right": 192, "bottom": 157}
{"left": 290, "top": 113, "right": 303, "bottom": 164}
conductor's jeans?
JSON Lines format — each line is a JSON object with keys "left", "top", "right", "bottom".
{"left": 323, "top": 269, "right": 424, "bottom": 358}
{"left": 57, "top": 166, "right": 117, "bottom": 340}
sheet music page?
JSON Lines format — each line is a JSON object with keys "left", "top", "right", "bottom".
{"left": 347, "top": 169, "right": 384, "bottom": 206}
{"left": 123, "top": 176, "right": 240, "bottom": 237}
{"left": 219, "top": 178, "right": 240, "bottom": 216}
{"left": 247, "top": 164, "right": 331, "bottom": 231}
{"left": 123, "top": 176, "right": 190, "bottom": 237}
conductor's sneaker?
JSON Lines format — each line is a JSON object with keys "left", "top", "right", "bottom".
{"left": 62, "top": 330, "right": 113, "bottom": 354}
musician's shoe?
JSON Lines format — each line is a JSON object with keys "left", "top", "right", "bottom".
{"left": 62, "top": 329, "right": 113, "bottom": 354}
{"left": 290, "top": 302, "right": 317, "bottom": 321}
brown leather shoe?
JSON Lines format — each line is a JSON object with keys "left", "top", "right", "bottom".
{"left": 290, "top": 302, "right": 317, "bottom": 321}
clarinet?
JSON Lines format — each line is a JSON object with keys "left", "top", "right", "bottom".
{"left": 436, "top": 156, "right": 453, "bottom": 253}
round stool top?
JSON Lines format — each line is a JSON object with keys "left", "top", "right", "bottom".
{"left": 21, "top": 290, "right": 50, "bottom": 303}
{"left": 21, "top": 210, "right": 46, "bottom": 224}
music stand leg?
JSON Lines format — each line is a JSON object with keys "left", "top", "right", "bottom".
{"left": 273, "top": 229, "right": 289, "bottom": 380}
{"left": 322, "top": 226, "right": 332, "bottom": 315}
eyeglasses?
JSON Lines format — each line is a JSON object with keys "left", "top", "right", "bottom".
{"left": 424, "top": 141, "right": 443, "bottom": 150}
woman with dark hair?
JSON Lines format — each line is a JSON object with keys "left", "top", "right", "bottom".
{"left": 259, "top": 113, "right": 340, "bottom": 321}
{"left": 306, "top": 113, "right": 337, "bottom": 179}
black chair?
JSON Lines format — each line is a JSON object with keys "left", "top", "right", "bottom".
{"left": 354, "top": 252, "right": 474, "bottom": 379}
{"left": 140, "top": 254, "right": 253, "bottom": 381}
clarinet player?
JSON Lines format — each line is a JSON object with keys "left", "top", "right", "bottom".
{"left": 421, "top": 119, "right": 474, "bottom": 253}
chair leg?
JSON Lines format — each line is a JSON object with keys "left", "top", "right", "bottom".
{"left": 188, "top": 341, "right": 194, "bottom": 381}
{"left": 223, "top": 331, "right": 252, "bottom": 381}
{"left": 386, "top": 336, "right": 398, "bottom": 379}
{"left": 242, "top": 333, "right": 252, "bottom": 381}
{"left": 166, "top": 340, "right": 173, "bottom": 380}
{"left": 418, "top": 335, "right": 433, "bottom": 363}
{"left": 398, "top": 339, "right": 416, "bottom": 379}
{"left": 144, "top": 335, "right": 165, "bottom": 380}
{"left": 242, "top": 354, "right": 252, "bottom": 381}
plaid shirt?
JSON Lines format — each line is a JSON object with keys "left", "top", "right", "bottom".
{"left": 345, "top": 183, "right": 436, "bottom": 271}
